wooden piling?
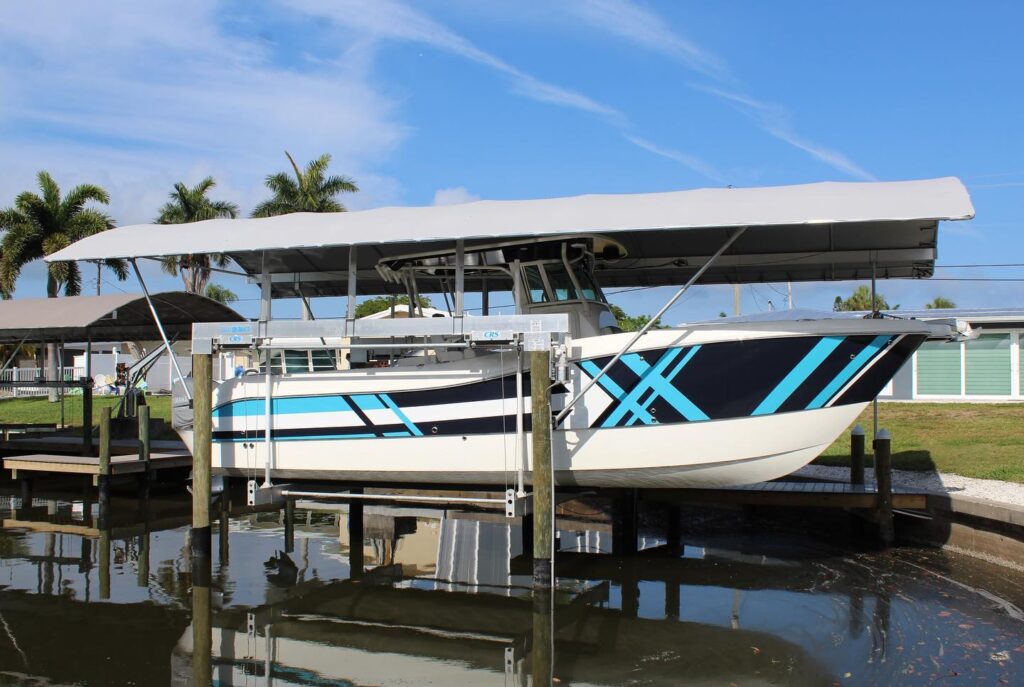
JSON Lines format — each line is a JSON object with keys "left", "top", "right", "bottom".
{"left": 138, "top": 404, "right": 151, "bottom": 471}
{"left": 612, "top": 489, "right": 638, "bottom": 556}
{"left": 530, "top": 348, "right": 553, "bottom": 586}
{"left": 284, "top": 498, "right": 295, "bottom": 554}
{"left": 137, "top": 531, "right": 150, "bottom": 587}
{"left": 873, "top": 429, "right": 894, "bottom": 546}
{"left": 850, "top": 424, "right": 866, "bottom": 486}
{"left": 191, "top": 558, "right": 212, "bottom": 686}
{"left": 81, "top": 379, "right": 93, "bottom": 457}
{"left": 191, "top": 352, "right": 213, "bottom": 559}
{"left": 19, "top": 478, "right": 32, "bottom": 508}
{"left": 349, "top": 489, "right": 365, "bottom": 579}
{"left": 98, "top": 406, "right": 111, "bottom": 523}
{"left": 99, "top": 528, "right": 111, "bottom": 600}
{"left": 531, "top": 588, "right": 553, "bottom": 686}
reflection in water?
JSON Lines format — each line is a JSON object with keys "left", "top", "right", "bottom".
{"left": 0, "top": 493, "right": 1021, "bottom": 685}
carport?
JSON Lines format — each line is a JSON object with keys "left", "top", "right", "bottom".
{"left": 0, "top": 291, "right": 245, "bottom": 455}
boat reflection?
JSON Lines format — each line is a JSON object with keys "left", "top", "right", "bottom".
{"left": 173, "top": 505, "right": 837, "bottom": 686}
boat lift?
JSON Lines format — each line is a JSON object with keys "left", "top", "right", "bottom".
{"left": 45, "top": 177, "right": 977, "bottom": 569}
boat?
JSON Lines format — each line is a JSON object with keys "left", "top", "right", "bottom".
{"left": 47, "top": 178, "right": 976, "bottom": 488}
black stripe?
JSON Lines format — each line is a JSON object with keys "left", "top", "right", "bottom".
{"left": 212, "top": 413, "right": 535, "bottom": 442}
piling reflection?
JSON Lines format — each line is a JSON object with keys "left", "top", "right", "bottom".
{"left": 0, "top": 492, "right": 1021, "bottom": 686}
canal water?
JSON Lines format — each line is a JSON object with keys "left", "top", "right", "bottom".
{"left": 0, "top": 493, "right": 1021, "bottom": 686}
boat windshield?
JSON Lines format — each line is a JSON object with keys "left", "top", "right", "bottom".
{"left": 522, "top": 261, "right": 606, "bottom": 304}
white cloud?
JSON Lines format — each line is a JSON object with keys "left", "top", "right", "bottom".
{"left": 564, "top": 0, "right": 875, "bottom": 180}
{"left": 565, "top": 0, "right": 728, "bottom": 81}
{"left": 0, "top": 1, "right": 407, "bottom": 227}
{"left": 623, "top": 135, "right": 725, "bottom": 184}
{"left": 433, "top": 186, "right": 480, "bottom": 206}
{"left": 285, "top": 0, "right": 624, "bottom": 123}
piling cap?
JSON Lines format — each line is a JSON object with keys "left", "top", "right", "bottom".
{"left": 851, "top": 424, "right": 865, "bottom": 436}
{"left": 875, "top": 428, "right": 891, "bottom": 441}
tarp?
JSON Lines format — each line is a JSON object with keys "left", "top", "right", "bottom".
{"left": 46, "top": 177, "right": 974, "bottom": 295}
{"left": 0, "top": 292, "right": 245, "bottom": 343}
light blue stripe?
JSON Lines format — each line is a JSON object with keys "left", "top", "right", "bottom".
{"left": 383, "top": 431, "right": 413, "bottom": 438}
{"left": 213, "top": 395, "right": 352, "bottom": 418}
{"left": 807, "top": 335, "right": 890, "bottom": 409}
{"left": 275, "top": 433, "right": 377, "bottom": 441}
{"left": 580, "top": 360, "right": 629, "bottom": 400}
{"left": 351, "top": 394, "right": 386, "bottom": 411}
{"left": 600, "top": 352, "right": 666, "bottom": 426}
{"left": 379, "top": 393, "right": 424, "bottom": 436}
{"left": 752, "top": 336, "right": 844, "bottom": 415}
{"left": 664, "top": 345, "right": 701, "bottom": 383}
{"left": 618, "top": 350, "right": 709, "bottom": 423}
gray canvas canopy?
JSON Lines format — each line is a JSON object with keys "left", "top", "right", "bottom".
{"left": 0, "top": 292, "right": 245, "bottom": 343}
{"left": 47, "top": 177, "right": 974, "bottom": 298}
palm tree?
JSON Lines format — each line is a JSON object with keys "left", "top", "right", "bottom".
{"left": 0, "top": 171, "right": 127, "bottom": 297}
{"left": 204, "top": 283, "right": 238, "bottom": 305}
{"left": 156, "top": 177, "right": 238, "bottom": 294}
{"left": 0, "top": 171, "right": 127, "bottom": 399}
{"left": 925, "top": 296, "right": 956, "bottom": 309}
{"left": 251, "top": 151, "right": 358, "bottom": 217}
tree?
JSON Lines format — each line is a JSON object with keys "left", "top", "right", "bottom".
{"left": 925, "top": 296, "right": 956, "bottom": 310}
{"left": 204, "top": 283, "right": 238, "bottom": 304}
{"left": 156, "top": 177, "right": 238, "bottom": 294}
{"left": 609, "top": 304, "right": 664, "bottom": 332}
{"left": 354, "top": 295, "right": 432, "bottom": 319}
{"left": 251, "top": 151, "right": 358, "bottom": 217}
{"left": 0, "top": 171, "right": 127, "bottom": 400}
{"left": 0, "top": 171, "right": 127, "bottom": 297}
{"left": 832, "top": 285, "right": 895, "bottom": 312}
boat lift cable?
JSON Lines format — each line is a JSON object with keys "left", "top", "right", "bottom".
{"left": 130, "top": 259, "right": 191, "bottom": 402}
{"left": 554, "top": 226, "right": 747, "bottom": 427}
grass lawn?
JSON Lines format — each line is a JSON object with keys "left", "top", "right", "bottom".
{"left": 0, "top": 395, "right": 172, "bottom": 428}
{"left": 817, "top": 402, "right": 1024, "bottom": 483}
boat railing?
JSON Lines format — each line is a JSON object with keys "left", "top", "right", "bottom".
{"left": 191, "top": 313, "right": 570, "bottom": 351}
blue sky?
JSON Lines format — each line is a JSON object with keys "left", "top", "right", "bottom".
{"left": 1, "top": 0, "right": 1022, "bottom": 321}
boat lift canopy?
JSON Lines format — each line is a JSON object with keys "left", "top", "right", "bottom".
{"left": 0, "top": 292, "right": 245, "bottom": 344}
{"left": 47, "top": 177, "right": 974, "bottom": 298}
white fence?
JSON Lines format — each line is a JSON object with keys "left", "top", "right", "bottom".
{"left": 0, "top": 366, "right": 86, "bottom": 398}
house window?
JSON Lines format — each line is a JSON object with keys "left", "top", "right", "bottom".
{"left": 916, "top": 341, "right": 961, "bottom": 395}
{"left": 965, "top": 333, "right": 1011, "bottom": 396}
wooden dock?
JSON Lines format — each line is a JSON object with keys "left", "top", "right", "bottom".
{"left": 5, "top": 450, "right": 191, "bottom": 484}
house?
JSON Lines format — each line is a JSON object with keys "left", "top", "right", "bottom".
{"left": 879, "top": 308, "right": 1023, "bottom": 402}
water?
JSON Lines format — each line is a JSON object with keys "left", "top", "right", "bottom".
{"left": 0, "top": 494, "right": 1021, "bottom": 686}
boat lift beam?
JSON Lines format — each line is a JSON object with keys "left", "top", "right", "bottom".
{"left": 130, "top": 259, "right": 191, "bottom": 401}
{"left": 555, "top": 226, "right": 747, "bottom": 426}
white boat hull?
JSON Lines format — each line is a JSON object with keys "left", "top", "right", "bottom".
{"left": 182, "top": 319, "right": 935, "bottom": 488}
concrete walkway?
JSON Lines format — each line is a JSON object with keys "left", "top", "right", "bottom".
{"left": 795, "top": 465, "right": 1024, "bottom": 508}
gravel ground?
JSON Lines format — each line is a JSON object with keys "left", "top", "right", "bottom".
{"left": 794, "top": 464, "right": 1024, "bottom": 508}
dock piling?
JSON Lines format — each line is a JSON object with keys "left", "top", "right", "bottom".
{"left": 81, "top": 378, "right": 92, "bottom": 457}
{"left": 97, "top": 406, "right": 111, "bottom": 524}
{"left": 138, "top": 404, "right": 151, "bottom": 472}
{"left": 284, "top": 498, "right": 295, "bottom": 554}
{"left": 530, "top": 348, "right": 553, "bottom": 587}
{"left": 873, "top": 429, "right": 894, "bottom": 546}
{"left": 349, "top": 489, "right": 364, "bottom": 579}
{"left": 850, "top": 424, "right": 865, "bottom": 487}
{"left": 612, "top": 489, "right": 638, "bottom": 556}
{"left": 191, "top": 352, "right": 213, "bottom": 559}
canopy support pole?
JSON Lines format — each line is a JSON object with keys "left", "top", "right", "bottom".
{"left": 555, "top": 227, "right": 747, "bottom": 427}
{"left": 346, "top": 247, "right": 357, "bottom": 331}
{"left": 516, "top": 344, "right": 526, "bottom": 497}
{"left": 130, "top": 259, "right": 190, "bottom": 401}
{"left": 454, "top": 239, "right": 465, "bottom": 321}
